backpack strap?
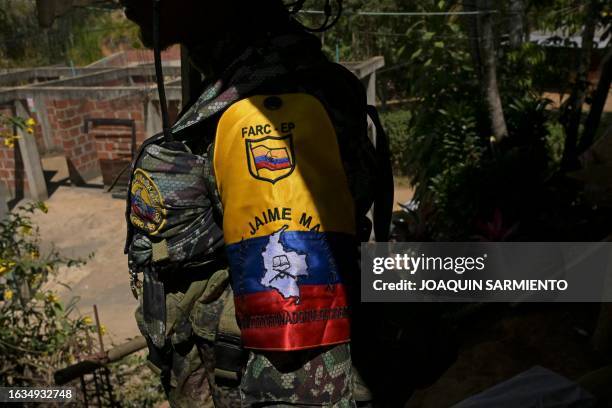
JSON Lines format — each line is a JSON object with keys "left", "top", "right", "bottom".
{"left": 366, "top": 105, "right": 394, "bottom": 242}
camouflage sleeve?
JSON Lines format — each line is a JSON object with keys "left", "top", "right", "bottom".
{"left": 127, "top": 141, "right": 225, "bottom": 269}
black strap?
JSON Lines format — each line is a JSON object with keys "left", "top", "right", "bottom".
{"left": 366, "top": 105, "right": 394, "bottom": 242}
{"left": 152, "top": 0, "right": 173, "bottom": 143}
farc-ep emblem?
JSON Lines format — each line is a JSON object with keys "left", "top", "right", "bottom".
{"left": 130, "top": 169, "right": 166, "bottom": 234}
{"left": 246, "top": 134, "right": 295, "bottom": 184}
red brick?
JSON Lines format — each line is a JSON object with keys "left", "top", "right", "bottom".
{"left": 132, "top": 111, "right": 143, "bottom": 121}
{"left": 69, "top": 117, "right": 83, "bottom": 128}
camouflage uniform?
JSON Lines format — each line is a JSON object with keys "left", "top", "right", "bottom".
{"left": 126, "top": 25, "right": 377, "bottom": 407}
{"left": 240, "top": 346, "right": 354, "bottom": 407}
{"left": 134, "top": 281, "right": 240, "bottom": 408}
{"left": 127, "top": 140, "right": 241, "bottom": 406}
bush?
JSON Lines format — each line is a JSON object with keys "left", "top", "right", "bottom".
{"left": 0, "top": 203, "right": 168, "bottom": 405}
{"left": 380, "top": 109, "right": 414, "bottom": 176}
{"left": 0, "top": 202, "right": 93, "bottom": 386}
{"left": 111, "top": 353, "right": 165, "bottom": 407}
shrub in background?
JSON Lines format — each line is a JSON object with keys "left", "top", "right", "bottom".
{"left": 0, "top": 203, "right": 166, "bottom": 405}
{"left": 0, "top": 202, "right": 91, "bottom": 386}
{"left": 380, "top": 109, "right": 414, "bottom": 176}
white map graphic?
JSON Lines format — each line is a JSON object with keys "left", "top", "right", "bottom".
{"left": 260, "top": 225, "right": 308, "bottom": 300}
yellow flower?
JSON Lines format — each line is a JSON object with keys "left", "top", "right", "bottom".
{"left": 19, "top": 225, "right": 32, "bottom": 235}
{"left": 25, "top": 118, "right": 36, "bottom": 127}
{"left": 0, "top": 261, "right": 15, "bottom": 275}
{"left": 39, "top": 203, "right": 48, "bottom": 213}
{"left": 26, "top": 127, "right": 34, "bottom": 134}
{"left": 3, "top": 289, "right": 13, "bottom": 301}
{"left": 46, "top": 293, "right": 59, "bottom": 303}
{"left": 100, "top": 325, "right": 107, "bottom": 335}
{"left": 4, "top": 138, "right": 14, "bottom": 148}
{"left": 82, "top": 316, "right": 93, "bottom": 325}
{"left": 30, "top": 250, "right": 39, "bottom": 259}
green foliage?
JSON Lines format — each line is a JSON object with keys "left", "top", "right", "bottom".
{"left": 0, "top": 199, "right": 163, "bottom": 403}
{"left": 0, "top": 202, "right": 94, "bottom": 386}
{"left": 379, "top": 109, "right": 414, "bottom": 175}
{"left": 65, "top": 11, "right": 142, "bottom": 66}
{"left": 0, "top": 3, "right": 140, "bottom": 68}
{"left": 545, "top": 121, "right": 565, "bottom": 166}
{"left": 367, "top": 5, "right": 564, "bottom": 238}
{"left": 499, "top": 42, "right": 548, "bottom": 94}
{"left": 529, "top": 0, "right": 610, "bottom": 37}
{"left": 321, "top": 0, "right": 611, "bottom": 240}
{"left": 111, "top": 353, "right": 165, "bottom": 407}
{"left": 412, "top": 102, "right": 487, "bottom": 237}
{"left": 299, "top": 1, "right": 473, "bottom": 102}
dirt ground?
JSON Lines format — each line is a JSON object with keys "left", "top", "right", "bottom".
{"left": 30, "top": 155, "right": 139, "bottom": 344}
{"left": 30, "top": 155, "right": 414, "bottom": 345}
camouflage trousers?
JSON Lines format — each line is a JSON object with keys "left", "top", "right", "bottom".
{"left": 240, "top": 344, "right": 356, "bottom": 407}
{"left": 136, "top": 275, "right": 360, "bottom": 407}
{"left": 135, "top": 279, "right": 241, "bottom": 408}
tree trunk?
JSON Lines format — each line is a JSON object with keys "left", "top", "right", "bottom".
{"left": 578, "top": 46, "right": 612, "bottom": 153}
{"left": 477, "top": 1, "right": 508, "bottom": 142}
{"left": 560, "top": 0, "right": 599, "bottom": 170}
{"left": 464, "top": 0, "right": 483, "bottom": 81}
{"left": 508, "top": 0, "right": 526, "bottom": 48}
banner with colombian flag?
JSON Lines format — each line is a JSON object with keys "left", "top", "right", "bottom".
{"left": 214, "top": 94, "right": 356, "bottom": 350}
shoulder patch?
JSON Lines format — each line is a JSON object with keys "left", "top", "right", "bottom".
{"left": 130, "top": 168, "right": 166, "bottom": 235}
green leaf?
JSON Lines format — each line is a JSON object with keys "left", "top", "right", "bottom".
{"left": 411, "top": 49, "right": 423, "bottom": 59}
{"left": 397, "top": 45, "right": 406, "bottom": 58}
{"left": 422, "top": 31, "right": 434, "bottom": 41}
{"left": 434, "top": 41, "right": 445, "bottom": 48}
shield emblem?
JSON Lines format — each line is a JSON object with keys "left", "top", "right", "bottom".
{"left": 246, "top": 134, "right": 295, "bottom": 184}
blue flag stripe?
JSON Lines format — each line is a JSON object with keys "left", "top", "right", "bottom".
{"left": 226, "top": 230, "right": 356, "bottom": 296}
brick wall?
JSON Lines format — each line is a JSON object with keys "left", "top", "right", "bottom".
{"left": 0, "top": 105, "right": 28, "bottom": 200}
{"left": 88, "top": 46, "right": 181, "bottom": 68}
{"left": 94, "top": 130, "right": 133, "bottom": 187}
{"left": 45, "top": 96, "right": 146, "bottom": 185}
